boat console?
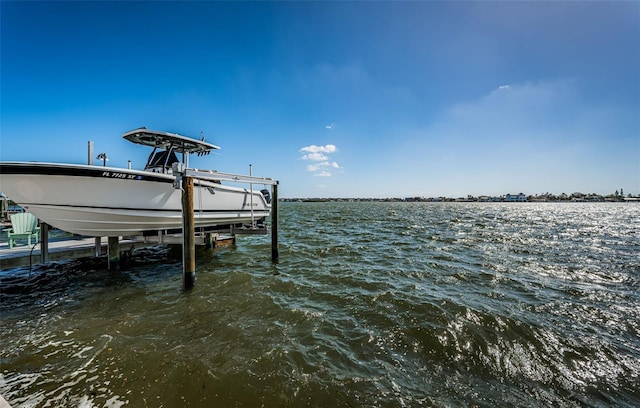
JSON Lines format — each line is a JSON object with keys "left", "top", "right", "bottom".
{"left": 145, "top": 149, "right": 180, "bottom": 173}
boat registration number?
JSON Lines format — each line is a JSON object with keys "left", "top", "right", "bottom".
{"left": 101, "top": 171, "right": 139, "bottom": 180}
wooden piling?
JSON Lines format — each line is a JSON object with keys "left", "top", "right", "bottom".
{"left": 94, "top": 237, "right": 101, "bottom": 257}
{"left": 39, "top": 222, "right": 49, "bottom": 263}
{"left": 204, "top": 232, "right": 214, "bottom": 249}
{"left": 182, "top": 176, "right": 196, "bottom": 289}
{"left": 108, "top": 236, "right": 119, "bottom": 271}
{"left": 271, "top": 182, "right": 279, "bottom": 263}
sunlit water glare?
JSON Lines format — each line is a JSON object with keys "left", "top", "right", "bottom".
{"left": 1, "top": 202, "right": 638, "bottom": 407}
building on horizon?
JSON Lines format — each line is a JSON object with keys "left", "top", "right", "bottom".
{"left": 504, "top": 193, "right": 527, "bottom": 202}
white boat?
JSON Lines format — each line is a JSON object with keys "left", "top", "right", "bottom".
{"left": 0, "top": 127, "right": 274, "bottom": 237}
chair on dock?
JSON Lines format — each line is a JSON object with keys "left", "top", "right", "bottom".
{"left": 6, "top": 212, "right": 40, "bottom": 249}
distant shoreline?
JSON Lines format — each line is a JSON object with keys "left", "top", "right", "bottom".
{"left": 281, "top": 196, "right": 639, "bottom": 203}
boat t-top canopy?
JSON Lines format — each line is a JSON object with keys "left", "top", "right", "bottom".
{"left": 122, "top": 127, "right": 220, "bottom": 155}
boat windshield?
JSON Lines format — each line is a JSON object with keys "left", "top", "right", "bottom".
{"left": 145, "top": 149, "right": 180, "bottom": 173}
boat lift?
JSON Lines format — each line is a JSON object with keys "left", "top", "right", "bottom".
{"left": 172, "top": 163, "right": 279, "bottom": 290}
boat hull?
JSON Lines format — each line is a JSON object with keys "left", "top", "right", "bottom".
{"left": 0, "top": 162, "right": 271, "bottom": 237}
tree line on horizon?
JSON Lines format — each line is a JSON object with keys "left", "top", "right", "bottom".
{"left": 281, "top": 190, "right": 638, "bottom": 202}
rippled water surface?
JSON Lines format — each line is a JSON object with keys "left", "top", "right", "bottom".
{"left": 1, "top": 202, "right": 639, "bottom": 407}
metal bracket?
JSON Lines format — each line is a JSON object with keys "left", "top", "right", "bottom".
{"left": 172, "top": 162, "right": 185, "bottom": 190}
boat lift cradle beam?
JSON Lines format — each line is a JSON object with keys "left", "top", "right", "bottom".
{"left": 172, "top": 164, "right": 279, "bottom": 290}
{"left": 183, "top": 169, "right": 278, "bottom": 186}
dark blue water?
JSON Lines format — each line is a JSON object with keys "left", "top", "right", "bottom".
{"left": 1, "top": 202, "right": 639, "bottom": 407}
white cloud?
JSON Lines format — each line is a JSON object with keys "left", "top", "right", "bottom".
{"left": 325, "top": 122, "right": 336, "bottom": 130}
{"left": 299, "top": 144, "right": 337, "bottom": 154}
{"left": 306, "top": 161, "right": 341, "bottom": 172}
{"left": 301, "top": 152, "right": 329, "bottom": 161}
{"left": 299, "top": 144, "right": 341, "bottom": 178}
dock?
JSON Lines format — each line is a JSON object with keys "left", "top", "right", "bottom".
{"left": 0, "top": 230, "right": 243, "bottom": 270}
{"left": 0, "top": 236, "right": 145, "bottom": 269}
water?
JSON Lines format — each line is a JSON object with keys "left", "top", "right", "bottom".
{"left": 1, "top": 202, "right": 639, "bottom": 407}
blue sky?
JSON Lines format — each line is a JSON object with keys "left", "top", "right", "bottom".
{"left": 1, "top": 1, "right": 638, "bottom": 198}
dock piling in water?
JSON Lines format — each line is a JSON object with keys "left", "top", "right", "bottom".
{"left": 107, "top": 237, "right": 120, "bottom": 271}
{"left": 39, "top": 222, "right": 49, "bottom": 263}
{"left": 94, "top": 237, "right": 101, "bottom": 257}
{"left": 271, "top": 182, "right": 279, "bottom": 263}
{"left": 181, "top": 175, "right": 196, "bottom": 290}
{"left": 204, "top": 232, "right": 214, "bottom": 249}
